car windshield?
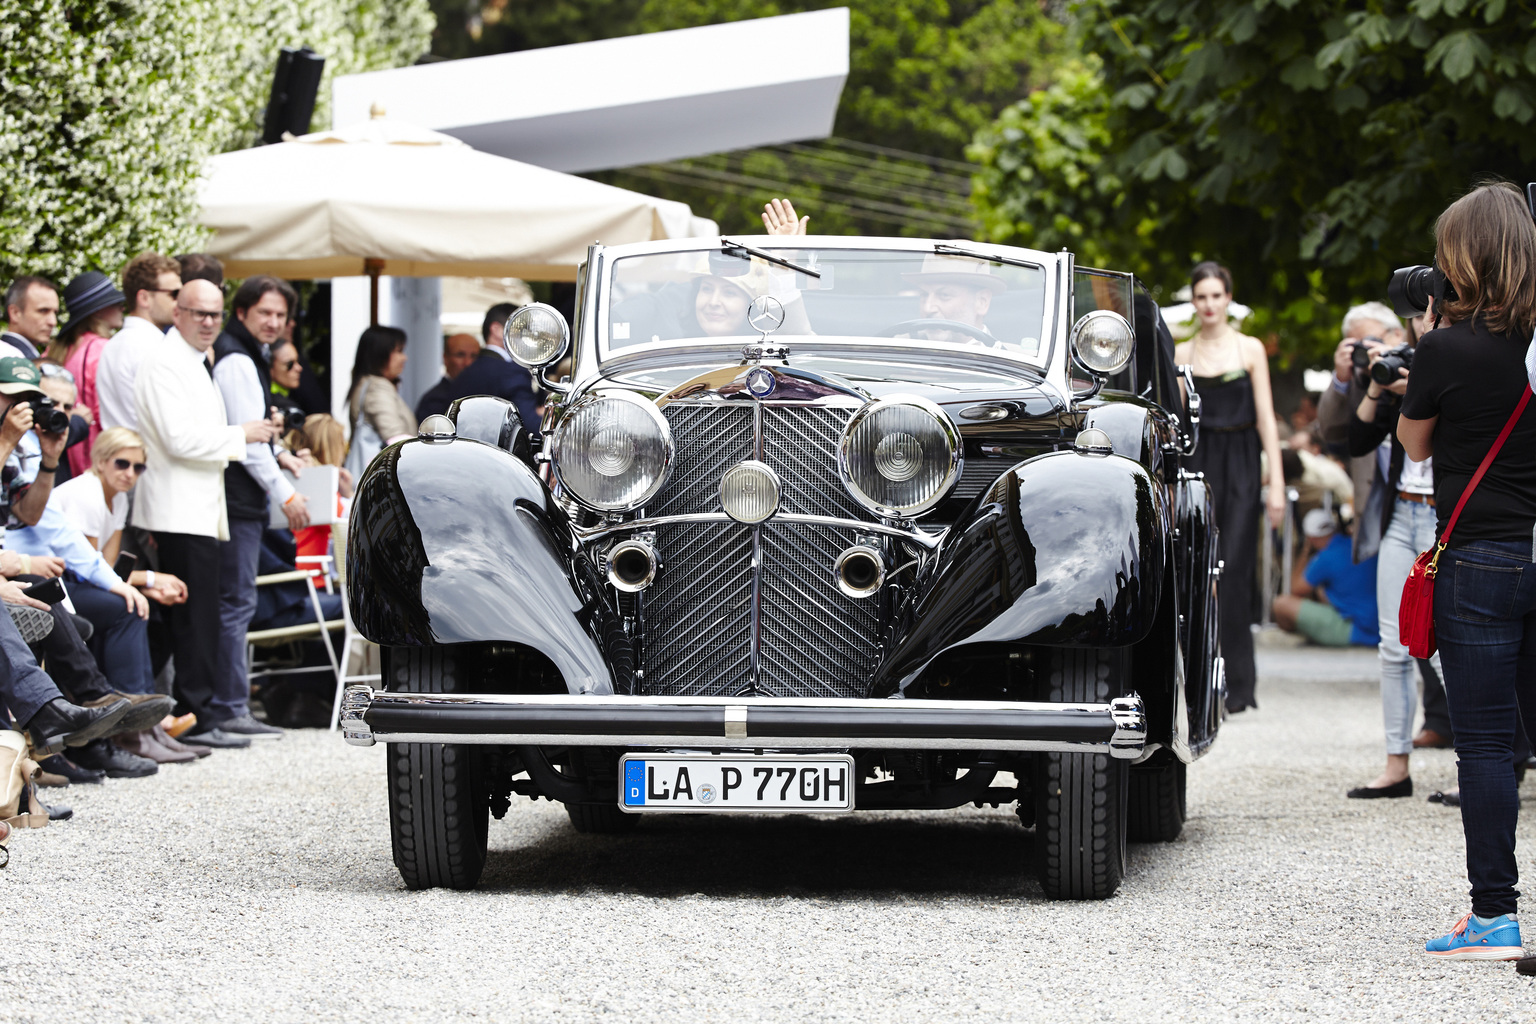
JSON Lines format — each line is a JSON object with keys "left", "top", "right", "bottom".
{"left": 605, "top": 246, "right": 1049, "bottom": 362}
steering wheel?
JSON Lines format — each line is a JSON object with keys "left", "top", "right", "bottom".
{"left": 876, "top": 318, "right": 998, "bottom": 346}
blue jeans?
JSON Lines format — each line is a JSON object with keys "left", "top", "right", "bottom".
{"left": 1434, "top": 537, "right": 1536, "bottom": 917}
{"left": 1377, "top": 500, "right": 1444, "bottom": 755}
{"left": 0, "top": 605, "right": 63, "bottom": 724}
{"left": 69, "top": 579, "right": 155, "bottom": 694}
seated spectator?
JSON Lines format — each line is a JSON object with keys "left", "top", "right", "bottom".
{"left": 1280, "top": 444, "right": 1354, "bottom": 522}
{"left": 282, "top": 413, "right": 352, "bottom": 569}
{"left": 48, "top": 428, "right": 187, "bottom": 602}
{"left": 37, "top": 363, "right": 90, "bottom": 485}
{"left": 1273, "top": 509, "right": 1379, "bottom": 647}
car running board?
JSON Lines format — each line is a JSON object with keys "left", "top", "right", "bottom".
{"left": 340, "top": 686, "right": 1147, "bottom": 759}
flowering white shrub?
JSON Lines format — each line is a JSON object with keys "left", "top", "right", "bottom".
{"left": 0, "top": 0, "right": 432, "bottom": 286}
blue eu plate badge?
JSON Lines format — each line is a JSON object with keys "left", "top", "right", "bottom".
{"left": 624, "top": 759, "right": 646, "bottom": 806}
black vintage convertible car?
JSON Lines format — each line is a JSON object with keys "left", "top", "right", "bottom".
{"left": 340, "top": 236, "right": 1224, "bottom": 900}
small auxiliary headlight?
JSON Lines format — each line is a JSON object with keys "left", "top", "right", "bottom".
{"left": 720, "top": 460, "right": 780, "bottom": 524}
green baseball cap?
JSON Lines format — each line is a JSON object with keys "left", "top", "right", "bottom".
{"left": 0, "top": 357, "right": 44, "bottom": 397}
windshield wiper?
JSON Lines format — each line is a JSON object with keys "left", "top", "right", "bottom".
{"left": 932, "top": 242, "right": 1042, "bottom": 272}
{"left": 718, "top": 238, "right": 821, "bottom": 279}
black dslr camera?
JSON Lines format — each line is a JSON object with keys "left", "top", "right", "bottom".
{"left": 1389, "top": 182, "right": 1536, "bottom": 317}
{"left": 278, "top": 405, "right": 307, "bottom": 433}
{"left": 1387, "top": 262, "right": 1457, "bottom": 319}
{"left": 1370, "top": 344, "right": 1414, "bottom": 386}
{"left": 27, "top": 396, "right": 69, "bottom": 434}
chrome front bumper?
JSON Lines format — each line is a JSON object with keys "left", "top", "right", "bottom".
{"left": 339, "top": 686, "right": 1147, "bottom": 758}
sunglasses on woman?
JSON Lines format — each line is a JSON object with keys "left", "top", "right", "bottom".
{"left": 277, "top": 359, "right": 298, "bottom": 371}
{"left": 112, "top": 458, "right": 147, "bottom": 474}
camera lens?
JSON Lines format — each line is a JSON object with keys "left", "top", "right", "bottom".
{"left": 1369, "top": 346, "right": 1414, "bottom": 386}
{"left": 1351, "top": 343, "right": 1372, "bottom": 369}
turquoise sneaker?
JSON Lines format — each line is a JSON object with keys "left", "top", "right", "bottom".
{"left": 1426, "top": 912, "right": 1524, "bottom": 960}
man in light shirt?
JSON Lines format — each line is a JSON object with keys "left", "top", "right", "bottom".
{"left": 133, "top": 279, "right": 280, "bottom": 749}
{"left": 210, "top": 275, "right": 308, "bottom": 741}
{"left": 96, "top": 253, "right": 182, "bottom": 431}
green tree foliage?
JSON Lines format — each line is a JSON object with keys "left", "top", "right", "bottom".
{"left": 971, "top": 0, "right": 1536, "bottom": 363}
{"left": 429, "top": 0, "right": 1066, "bottom": 232}
{"left": 0, "top": 0, "right": 433, "bottom": 286}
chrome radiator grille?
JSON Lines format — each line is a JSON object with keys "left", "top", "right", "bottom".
{"left": 647, "top": 405, "right": 753, "bottom": 517}
{"left": 636, "top": 400, "right": 880, "bottom": 699}
{"left": 757, "top": 522, "right": 880, "bottom": 698}
{"left": 763, "top": 406, "right": 865, "bottom": 519}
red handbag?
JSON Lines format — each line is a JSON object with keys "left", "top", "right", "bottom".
{"left": 1400, "top": 385, "right": 1533, "bottom": 658}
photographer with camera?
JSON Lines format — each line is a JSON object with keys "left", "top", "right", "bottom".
{"left": 1340, "top": 304, "right": 1450, "bottom": 802}
{"left": 1393, "top": 181, "right": 1536, "bottom": 963}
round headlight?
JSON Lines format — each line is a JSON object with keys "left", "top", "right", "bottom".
{"left": 720, "top": 460, "right": 780, "bottom": 524}
{"left": 838, "top": 396, "right": 962, "bottom": 517}
{"left": 506, "top": 302, "right": 570, "bottom": 368}
{"left": 551, "top": 391, "right": 673, "bottom": 511}
{"left": 1071, "top": 310, "right": 1135, "bottom": 375}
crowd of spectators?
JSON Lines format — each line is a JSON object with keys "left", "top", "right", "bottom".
{"left": 0, "top": 252, "right": 537, "bottom": 829}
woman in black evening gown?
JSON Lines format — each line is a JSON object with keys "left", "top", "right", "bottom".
{"left": 1175, "top": 263, "right": 1287, "bottom": 712}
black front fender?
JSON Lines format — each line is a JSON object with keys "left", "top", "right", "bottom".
{"left": 346, "top": 437, "right": 621, "bottom": 695}
{"left": 878, "top": 450, "right": 1168, "bottom": 691}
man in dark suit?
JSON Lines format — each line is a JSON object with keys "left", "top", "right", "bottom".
{"left": 413, "top": 332, "right": 481, "bottom": 422}
{"left": 415, "top": 303, "right": 541, "bottom": 433}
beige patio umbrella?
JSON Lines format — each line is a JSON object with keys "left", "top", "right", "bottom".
{"left": 197, "top": 112, "right": 707, "bottom": 321}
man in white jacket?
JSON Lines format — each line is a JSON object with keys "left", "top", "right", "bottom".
{"left": 132, "top": 280, "right": 279, "bottom": 749}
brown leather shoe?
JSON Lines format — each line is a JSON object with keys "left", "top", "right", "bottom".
{"left": 84, "top": 692, "right": 174, "bottom": 734}
{"left": 114, "top": 728, "right": 196, "bottom": 764}
{"left": 1413, "top": 729, "right": 1453, "bottom": 749}
{"left": 152, "top": 725, "right": 210, "bottom": 759}
{"left": 163, "top": 713, "right": 197, "bottom": 739}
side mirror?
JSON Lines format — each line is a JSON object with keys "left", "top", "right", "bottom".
{"left": 505, "top": 302, "right": 571, "bottom": 394}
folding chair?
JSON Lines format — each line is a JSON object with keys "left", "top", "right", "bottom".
{"left": 246, "top": 568, "right": 346, "bottom": 701}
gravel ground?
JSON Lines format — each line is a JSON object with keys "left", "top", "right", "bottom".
{"left": 5, "top": 643, "right": 1535, "bottom": 1023}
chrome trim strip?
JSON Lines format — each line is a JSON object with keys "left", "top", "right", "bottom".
{"left": 748, "top": 401, "right": 765, "bottom": 691}
{"left": 341, "top": 686, "right": 1146, "bottom": 758}
{"left": 575, "top": 512, "right": 946, "bottom": 549}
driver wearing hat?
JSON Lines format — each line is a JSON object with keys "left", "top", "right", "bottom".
{"left": 902, "top": 254, "right": 1006, "bottom": 345}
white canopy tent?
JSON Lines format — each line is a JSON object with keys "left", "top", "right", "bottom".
{"left": 198, "top": 115, "right": 710, "bottom": 283}
{"left": 197, "top": 116, "right": 715, "bottom": 413}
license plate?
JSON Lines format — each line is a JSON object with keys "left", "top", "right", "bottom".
{"left": 619, "top": 753, "right": 855, "bottom": 813}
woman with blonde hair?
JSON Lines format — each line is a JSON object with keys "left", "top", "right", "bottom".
{"left": 1398, "top": 181, "right": 1536, "bottom": 961}
{"left": 282, "top": 413, "right": 353, "bottom": 568}
{"left": 48, "top": 427, "right": 186, "bottom": 603}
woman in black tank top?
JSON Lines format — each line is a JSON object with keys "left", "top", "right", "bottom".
{"left": 1175, "top": 263, "right": 1287, "bottom": 712}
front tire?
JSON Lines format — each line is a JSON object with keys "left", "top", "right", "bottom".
{"left": 1033, "top": 648, "right": 1129, "bottom": 900}
{"left": 386, "top": 648, "right": 489, "bottom": 890}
